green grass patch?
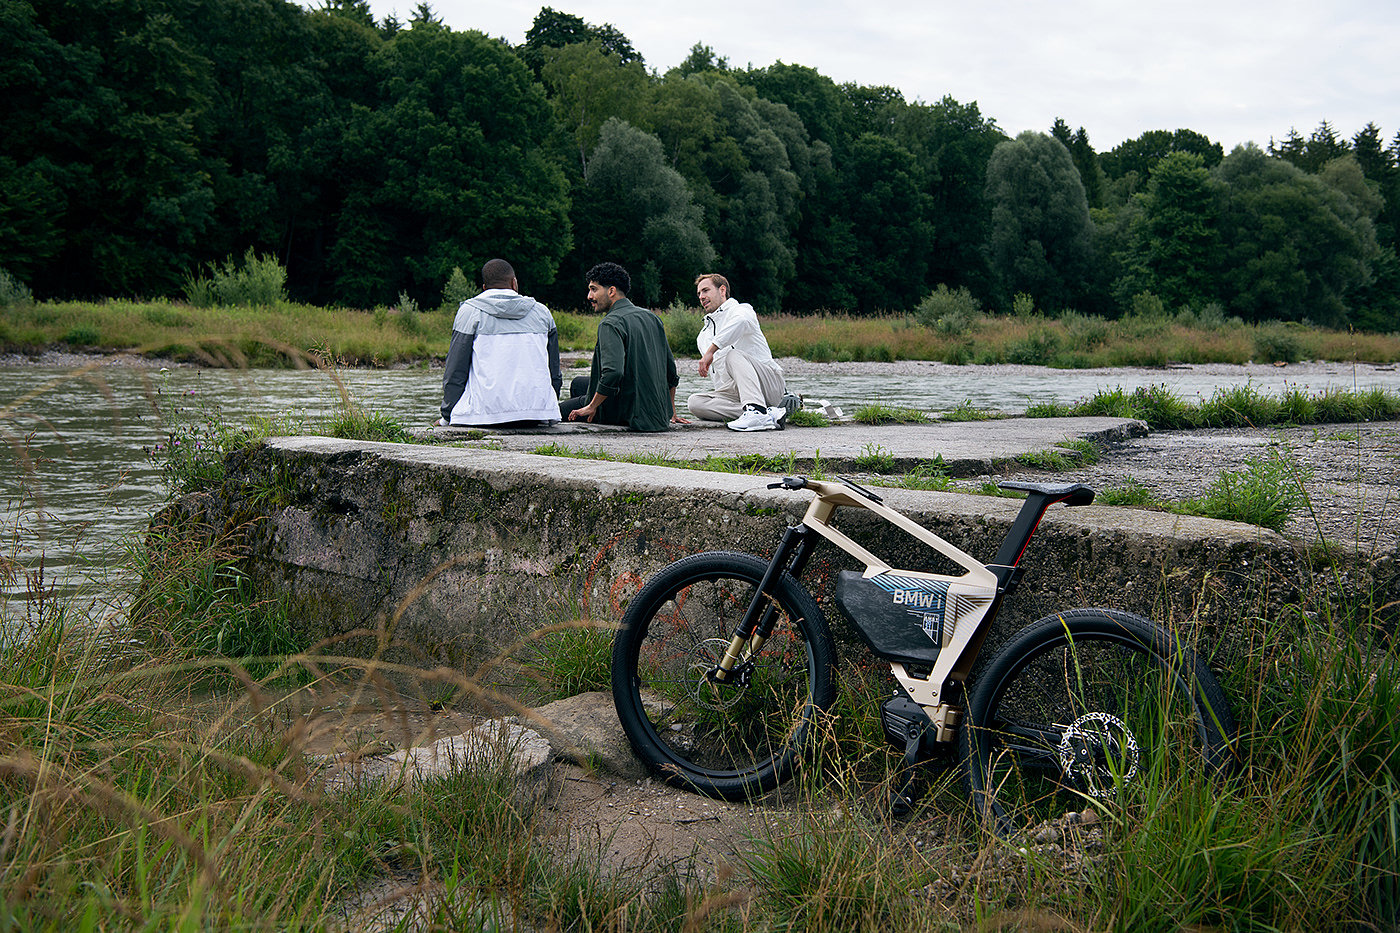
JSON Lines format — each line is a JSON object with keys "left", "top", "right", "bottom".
{"left": 852, "top": 404, "right": 930, "bottom": 425}
{"left": 940, "top": 399, "right": 999, "bottom": 421}
{"left": 1098, "top": 477, "right": 1155, "bottom": 506}
{"left": 1027, "top": 383, "right": 1400, "bottom": 429}
{"left": 787, "top": 408, "right": 829, "bottom": 427}
{"left": 1176, "top": 450, "right": 1310, "bottom": 530}
{"left": 1016, "top": 447, "right": 1078, "bottom": 471}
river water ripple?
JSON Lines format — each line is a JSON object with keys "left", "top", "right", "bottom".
{"left": 3, "top": 357, "right": 1398, "bottom": 613}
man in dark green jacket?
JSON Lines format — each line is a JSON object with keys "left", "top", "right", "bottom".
{"left": 561, "top": 262, "right": 684, "bottom": 432}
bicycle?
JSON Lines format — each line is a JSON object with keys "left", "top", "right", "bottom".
{"left": 610, "top": 475, "right": 1236, "bottom": 834}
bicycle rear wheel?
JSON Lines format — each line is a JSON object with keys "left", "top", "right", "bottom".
{"left": 611, "top": 551, "right": 836, "bottom": 800}
{"left": 962, "top": 608, "right": 1234, "bottom": 836}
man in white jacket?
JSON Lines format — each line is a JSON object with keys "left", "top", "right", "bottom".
{"left": 687, "top": 274, "right": 791, "bottom": 431}
{"left": 439, "top": 259, "right": 561, "bottom": 426}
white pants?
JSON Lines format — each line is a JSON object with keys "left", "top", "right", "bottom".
{"left": 687, "top": 350, "right": 786, "bottom": 422}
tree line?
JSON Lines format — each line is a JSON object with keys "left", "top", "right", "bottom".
{"left": 2, "top": 0, "right": 1397, "bottom": 331}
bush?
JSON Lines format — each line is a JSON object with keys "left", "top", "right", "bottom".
{"left": 914, "top": 284, "right": 982, "bottom": 334}
{"left": 1254, "top": 325, "right": 1304, "bottom": 363}
{"left": 0, "top": 267, "right": 34, "bottom": 306}
{"left": 442, "top": 266, "right": 474, "bottom": 309}
{"left": 145, "top": 376, "right": 304, "bottom": 497}
{"left": 659, "top": 304, "right": 702, "bottom": 357}
{"left": 60, "top": 325, "right": 100, "bottom": 347}
{"left": 1005, "top": 327, "right": 1060, "bottom": 365}
{"left": 1060, "top": 309, "right": 1112, "bottom": 349}
{"left": 1129, "top": 290, "right": 1168, "bottom": 320}
{"left": 183, "top": 248, "right": 288, "bottom": 307}
{"left": 324, "top": 403, "right": 409, "bottom": 442}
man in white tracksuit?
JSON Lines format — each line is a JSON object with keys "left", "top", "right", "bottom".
{"left": 687, "top": 274, "right": 790, "bottom": 431}
{"left": 439, "top": 259, "right": 561, "bottom": 426}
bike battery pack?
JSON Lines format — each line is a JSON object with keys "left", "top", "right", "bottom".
{"left": 835, "top": 570, "right": 948, "bottom": 665}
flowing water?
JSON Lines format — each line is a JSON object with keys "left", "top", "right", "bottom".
{"left": 3, "top": 356, "right": 1397, "bottom": 614}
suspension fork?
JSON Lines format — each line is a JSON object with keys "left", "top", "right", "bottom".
{"left": 709, "top": 524, "right": 820, "bottom": 683}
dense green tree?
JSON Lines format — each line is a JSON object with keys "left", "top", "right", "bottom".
{"left": 642, "top": 74, "right": 806, "bottom": 308}
{"left": 1113, "top": 152, "right": 1222, "bottom": 310}
{"left": 740, "top": 63, "right": 853, "bottom": 156}
{"left": 890, "top": 96, "right": 1005, "bottom": 301}
{"left": 0, "top": 0, "right": 226, "bottom": 298}
{"left": 674, "top": 42, "right": 728, "bottom": 77}
{"left": 1101, "top": 128, "right": 1224, "bottom": 180}
{"left": 277, "top": 8, "right": 384, "bottom": 302}
{"left": 572, "top": 118, "right": 714, "bottom": 306}
{"left": 1050, "top": 119, "right": 1104, "bottom": 208}
{"left": 709, "top": 81, "right": 802, "bottom": 308}
{"left": 318, "top": 0, "right": 374, "bottom": 28}
{"left": 984, "top": 131, "right": 1095, "bottom": 312}
{"left": 838, "top": 133, "right": 931, "bottom": 312}
{"left": 540, "top": 40, "right": 649, "bottom": 177}
{"left": 1214, "top": 146, "right": 1378, "bottom": 326}
{"left": 1271, "top": 120, "right": 1351, "bottom": 174}
{"left": 521, "top": 6, "right": 640, "bottom": 75}
{"left": 329, "top": 21, "right": 570, "bottom": 306}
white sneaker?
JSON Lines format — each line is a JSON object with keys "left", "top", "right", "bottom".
{"left": 767, "top": 406, "right": 788, "bottom": 430}
{"left": 727, "top": 406, "right": 778, "bottom": 432}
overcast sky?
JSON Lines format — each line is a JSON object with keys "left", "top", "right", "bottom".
{"left": 356, "top": 0, "right": 1398, "bottom": 153}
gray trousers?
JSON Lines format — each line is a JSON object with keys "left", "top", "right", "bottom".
{"left": 687, "top": 350, "right": 786, "bottom": 422}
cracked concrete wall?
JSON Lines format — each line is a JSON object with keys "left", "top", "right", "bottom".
{"left": 157, "top": 436, "right": 1396, "bottom": 678}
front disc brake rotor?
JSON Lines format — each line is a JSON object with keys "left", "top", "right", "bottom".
{"left": 688, "top": 638, "right": 747, "bottom": 710}
{"left": 1058, "top": 711, "right": 1140, "bottom": 798}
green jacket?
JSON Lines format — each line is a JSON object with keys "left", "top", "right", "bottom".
{"left": 585, "top": 298, "right": 679, "bottom": 432}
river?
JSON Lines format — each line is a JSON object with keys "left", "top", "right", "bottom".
{"left": 3, "top": 355, "right": 1398, "bottom": 615}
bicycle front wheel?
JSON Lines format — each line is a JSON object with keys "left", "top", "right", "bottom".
{"left": 962, "top": 608, "right": 1234, "bottom": 836}
{"left": 611, "top": 551, "right": 836, "bottom": 800}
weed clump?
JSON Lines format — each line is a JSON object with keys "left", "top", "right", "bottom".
{"left": 183, "top": 248, "right": 288, "bottom": 307}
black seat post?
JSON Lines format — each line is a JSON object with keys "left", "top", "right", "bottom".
{"left": 990, "top": 482, "right": 1095, "bottom": 568}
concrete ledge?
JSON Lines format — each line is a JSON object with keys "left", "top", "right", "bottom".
{"left": 157, "top": 436, "right": 1394, "bottom": 679}
{"left": 416, "top": 415, "right": 1151, "bottom": 477}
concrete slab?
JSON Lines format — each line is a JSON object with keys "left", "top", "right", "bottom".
{"left": 419, "top": 416, "right": 1149, "bottom": 476}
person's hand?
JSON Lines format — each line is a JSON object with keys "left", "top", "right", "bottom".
{"left": 697, "top": 350, "right": 714, "bottom": 378}
{"left": 569, "top": 404, "right": 598, "bottom": 422}
{"left": 671, "top": 413, "right": 690, "bottom": 424}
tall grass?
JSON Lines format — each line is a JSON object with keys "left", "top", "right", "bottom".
{"left": 4, "top": 502, "right": 1398, "bottom": 928}
{"left": 1029, "top": 382, "right": 1400, "bottom": 429}
{"left": 9, "top": 299, "right": 1400, "bottom": 367}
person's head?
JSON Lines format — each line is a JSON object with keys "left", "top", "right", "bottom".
{"left": 481, "top": 258, "right": 517, "bottom": 291}
{"left": 694, "top": 273, "right": 730, "bottom": 313}
{"left": 586, "top": 262, "right": 630, "bottom": 313}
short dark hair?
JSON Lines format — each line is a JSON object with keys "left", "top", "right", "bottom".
{"left": 586, "top": 262, "right": 630, "bottom": 295}
{"left": 482, "top": 258, "right": 515, "bottom": 289}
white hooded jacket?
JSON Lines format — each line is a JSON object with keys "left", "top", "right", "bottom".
{"left": 441, "top": 289, "right": 561, "bottom": 424}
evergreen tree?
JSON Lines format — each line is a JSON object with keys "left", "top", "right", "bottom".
{"left": 891, "top": 96, "right": 1005, "bottom": 302}
{"left": 1114, "top": 152, "right": 1222, "bottom": 311}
